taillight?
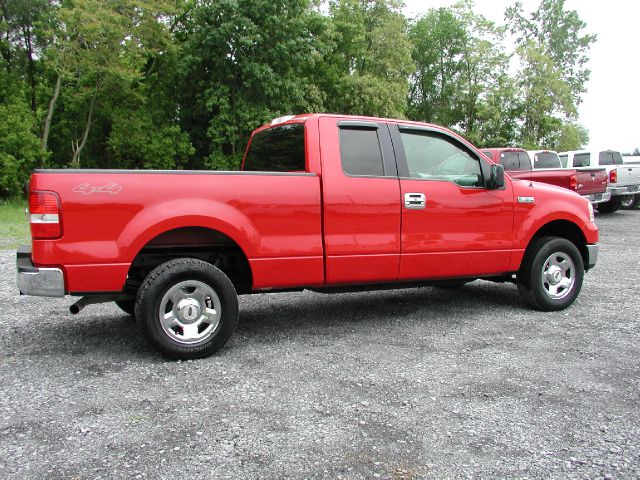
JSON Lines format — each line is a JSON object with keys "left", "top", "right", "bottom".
{"left": 569, "top": 175, "right": 577, "bottom": 191}
{"left": 29, "top": 190, "right": 62, "bottom": 238}
{"left": 609, "top": 169, "right": 617, "bottom": 184}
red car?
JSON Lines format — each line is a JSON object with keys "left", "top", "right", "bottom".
{"left": 18, "top": 114, "right": 599, "bottom": 358}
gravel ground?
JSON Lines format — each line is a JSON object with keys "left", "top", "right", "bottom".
{"left": 1, "top": 212, "right": 639, "bottom": 479}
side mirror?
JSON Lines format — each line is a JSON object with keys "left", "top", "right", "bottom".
{"left": 488, "top": 164, "right": 505, "bottom": 190}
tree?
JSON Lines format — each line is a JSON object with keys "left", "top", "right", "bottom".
{"left": 555, "top": 121, "right": 588, "bottom": 151}
{"left": 0, "top": 67, "right": 41, "bottom": 196}
{"left": 407, "top": 1, "right": 514, "bottom": 147}
{"left": 506, "top": 0, "right": 596, "bottom": 107}
{"left": 42, "top": 0, "right": 182, "bottom": 167}
{"left": 173, "top": 0, "right": 330, "bottom": 169}
{"left": 0, "top": 0, "right": 52, "bottom": 114}
{"left": 407, "top": 6, "right": 466, "bottom": 126}
{"left": 516, "top": 42, "right": 574, "bottom": 149}
{"left": 452, "top": 0, "right": 512, "bottom": 142}
{"left": 325, "top": 0, "right": 414, "bottom": 118}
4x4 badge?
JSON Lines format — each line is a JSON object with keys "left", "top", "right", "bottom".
{"left": 73, "top": 183, "right": 122, "bottom": 195}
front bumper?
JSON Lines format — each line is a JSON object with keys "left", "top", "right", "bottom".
{"left": 585, "top": 243, "right": 599, "bottom": 271}
{"left": 16, "top": 245, "right": 65, "bottom": 297}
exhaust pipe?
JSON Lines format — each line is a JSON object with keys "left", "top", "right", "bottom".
{"left": 69, "top": 296, "right": 121, "bottom": 314}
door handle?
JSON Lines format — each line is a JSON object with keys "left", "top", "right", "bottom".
{"left": 404, "top": 193, "right": 426, "bottom": 209}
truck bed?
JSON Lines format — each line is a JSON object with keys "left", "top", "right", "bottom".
{"left": 28, "top": 169, "right": 324, "bottom": 292}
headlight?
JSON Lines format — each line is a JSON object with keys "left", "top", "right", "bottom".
{"left": 587, "top": 202, "right": 595, "bottom": 223}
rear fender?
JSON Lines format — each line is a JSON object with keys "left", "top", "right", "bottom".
{"left": 119, "top": 199, "right": 257, "bottom": 262}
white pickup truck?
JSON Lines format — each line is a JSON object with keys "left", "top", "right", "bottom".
{"left": 560, "top": 150, "right": 640, "bottom": 213}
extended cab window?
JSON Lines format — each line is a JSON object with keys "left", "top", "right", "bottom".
{"left": 340, "top": 127, "right": 384, "bottom": 176}
{"left": 244, "top": 124, "right": 305, "bottom": 172}
{"left": 399, "top": 130, "right": 482, "bottom": 187}
{"left": 574, "top": 153, "right": 590, "bottom": 167}
{"left": 533, "top": 152, "right": 561, "bottom": 168}
{"left": 499, "top": 152, "right": 531, "bottom": 170}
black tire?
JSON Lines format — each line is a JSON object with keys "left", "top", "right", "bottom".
{"left": 115, "top": 299, "right": 136, "bottom": 316}
{"left": 596, "top": 199, "right": 622, "bottom": 214}
{"left": 517, "top": 236, "right": 584, "bottom": 311}
{"left": 620, "top": 194, "right": 640, "bottom": 210}
{"left": 135, "top": 258, "right": 239, "bottom": 359}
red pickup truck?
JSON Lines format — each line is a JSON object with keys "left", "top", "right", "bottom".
{"left": 18, "top": 114, "right": 599, "bottom": 359}
{"left": 481, "top": 148, "right": 609, "bottom": 205}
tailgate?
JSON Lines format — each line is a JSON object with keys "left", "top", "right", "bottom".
{"left": 616, "top": 165, "right": 640, "bottom": 189}
{"left": 575, "top": 169, "right": 608, "bottom": 195}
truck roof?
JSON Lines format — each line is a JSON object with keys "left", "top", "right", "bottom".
{"left": 254, "top": 113, "right": 461, "bottom": 138}
{"left": 482, "top": 147, "right": 527, "bottom": 154}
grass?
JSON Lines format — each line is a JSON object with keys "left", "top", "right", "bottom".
{"left": 0, "top": 197, "right": 30, "bottom": 249}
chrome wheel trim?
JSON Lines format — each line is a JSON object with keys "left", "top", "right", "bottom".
{"left": 158, "top": 280, "right": 222, "bottom": 345}
{"left": 541, "top": 252, "right": 576, "bottom": 300}
{"left": 621, "top": 196, "right": 633, "bottom": 208}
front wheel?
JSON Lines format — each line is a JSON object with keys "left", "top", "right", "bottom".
{"left": 517, "top": 237, "right": 584, "bottom": 311}
{"left": 135, "top": 258, "right": 239, "bottom": 359}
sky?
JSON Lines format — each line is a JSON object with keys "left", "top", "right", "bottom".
{"left": 402, "top": 0, "right": 640, "bottom": 152}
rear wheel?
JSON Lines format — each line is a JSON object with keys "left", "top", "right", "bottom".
{"left": 620, "top": 194, "right": 640, "bottom": 210}
{"left": 115, "top": 299, "right": 136, "bottom": 316}
{"left": 596, "top": 199, "right": 622, "bottom": 213}
{"left": 517, "top": 236, "right": 584, "bottom": 311}
{"left": 135, "top": 258, "right": 239, "bottom": 359}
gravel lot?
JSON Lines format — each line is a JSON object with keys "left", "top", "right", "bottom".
{"left": 1, "top": 212, "right": 639, "bottom": 479}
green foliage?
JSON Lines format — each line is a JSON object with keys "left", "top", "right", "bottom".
{"left": 173, "top": 0, "right": 326, "bottom": 169}
{"left": 0, "top": 70, "right": 41, "bottom": 196}
{"left": 408, "top": 1, "right": 516, "bottom": 147}
{"left": 555, "top": 122, "right": 589, "bottom": 151}
{"left": 506, "top": 0, "right": 596, "bottom": 106}
{"left": 408, "top": 7, "right": 466, "bottom": 126}
{"left": 0, "top": 197, "right": 29, "bottom": 248}
{"left": 108, "top": 113, "right": 194, "bottom": 170}
{"left": 516, "top": 41, "right": 574, "bottom": 148}
{"left": 326, "top": 0, "right": 414, "bottom": 117}
{"left": 0, "top": 0, "right": 598, "bottom": 196}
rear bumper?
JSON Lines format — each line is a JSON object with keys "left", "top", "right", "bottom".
{"left": 610, "top": 185, "right": 640, "bottom": 197}
{"left": 586, "top": 243, "right": 599, "bottom": 271}
{"left": 16, "top": 245, "right": 65, "bottom": 297}
{"left": 583, "top": 190, "right": 611, "bottom": 204}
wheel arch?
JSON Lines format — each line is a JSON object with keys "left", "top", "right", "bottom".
{"left": 125, "top": 226, "right": 253, "bottom": 294}
{"left": 524, "top": 219, "right": 588, "bottom": 269}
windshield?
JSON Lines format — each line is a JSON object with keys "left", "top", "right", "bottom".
{"left": 243, "top": 124, "right": 306, "bottom": 172}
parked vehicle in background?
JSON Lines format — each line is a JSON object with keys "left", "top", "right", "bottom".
{"left": 621, "top": 156, "right": 640, "bottom": 209}
{"left": 17, "top": 115, "right": 599, "bottom": 359}
{"left": 561, "top": 150, "right": 640, "bottom": 213}
{"left": 482, "top": 148, "right": 609, "bottom": 206}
